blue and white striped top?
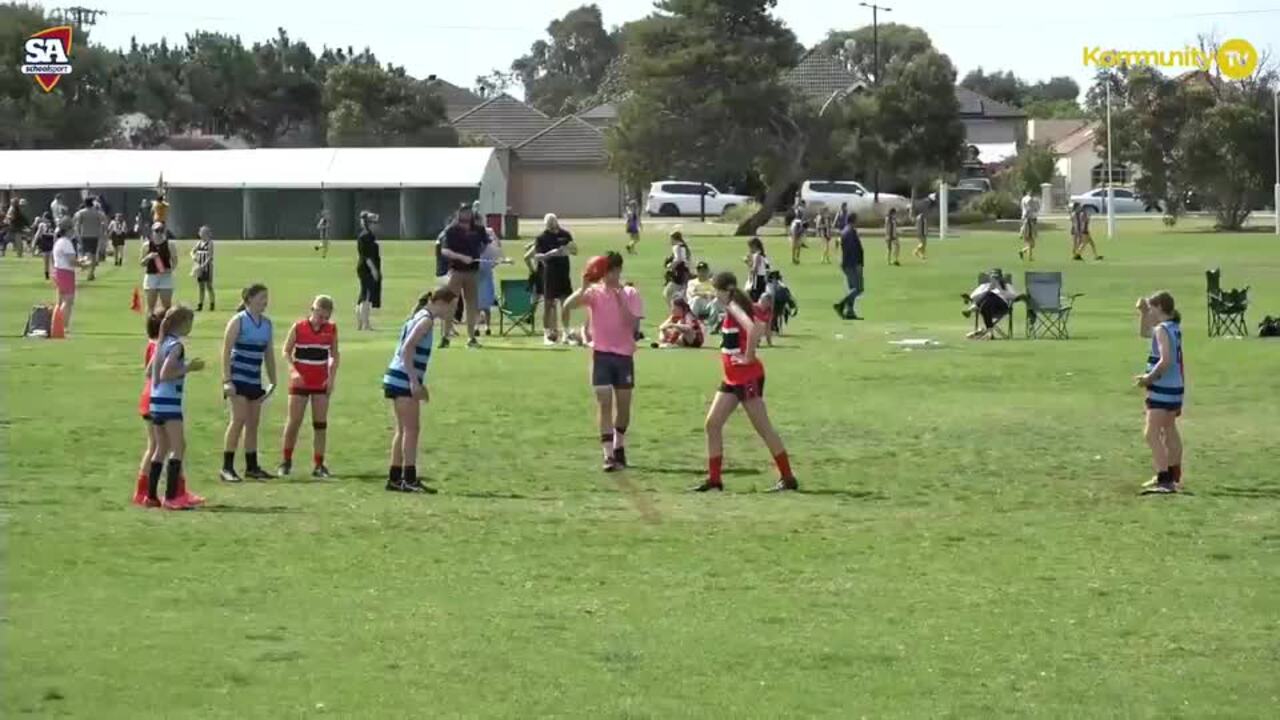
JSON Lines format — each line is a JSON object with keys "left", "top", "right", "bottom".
{"left": 230, "top": 311, "right": 272, "bottom": 387}
{"left": 383, "top": 309, "right": 435, "bottom": 391}
{"left": 149, "top": 335, "right": 186, "bottom": 419}
{"left": 1146, "top": 320, "right": 1184, "bottom": 406}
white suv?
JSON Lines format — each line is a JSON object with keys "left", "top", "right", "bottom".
{"left": 799, "top": 180, "right": 911, "bottom": 217}
{"left": 646, "top": 181, "right": 753, "bottom": 217}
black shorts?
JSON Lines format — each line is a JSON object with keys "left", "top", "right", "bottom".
{"left": 592, "top": 351, "right": 635, "bottom": 389}
{"left": 36, "top": 236, "right": 54, "bottom": 253}
{"left": 290, "top": 386, "right": 327, "bottom": 396}
{"left": 384, "top": 385, "right": 412, "bottom": 399}
{"left": 111, "top": 235, "right": 126, "bottom": 248}
{"left": 542, "top": 269, "right": 572, "bottom": 302}
{"left": 151, "top": 413, "right": 182, "bottom": 426}
{"left": 81, "top": 237, "right": 99, "bottom": 255}
{"left": 749, "top": 277, "right": 767, "bottom": 302}
{"left": 229, "top": 382, "right": 266, "bottom": 401}
{"left": 357, "top": 270, "right": 382, "bottom": 308}
{"left": 719, "top": 375, "right": 766, "bottom": 401}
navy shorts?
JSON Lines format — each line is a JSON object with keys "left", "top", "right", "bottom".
{"left": 151, "top": 413, "right": 182, "bottom": 426}
{"left": 719, "top": 376, "right": 766, "bottom": 401}
{"left": 229, "top": 382, "right": 266, "bottom": 401}
{"left": 1146, "top": 398, "right": 1183, "bottom": 414}
{"left": 384, "top": 385, "right": 412, "bottom": 399}
{"left": 591, "top": 351, "right": 635, "bottom": 389}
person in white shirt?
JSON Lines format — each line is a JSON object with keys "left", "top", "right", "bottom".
{"left": 788, "top": 216, "right": 805, "bottom": 265}
{"left": 963, "top": 269, "right": 1020, "bottom": 339}
{"left": 1018, "top": 191, "right": 1039, "bottom": 262}
{"left": 685, "top": 261, "right": 723, "bottom": 329}
{"left": 51, "top": 225, "right": 79, "bottom": 332}
{"left": 72, "top": 196, "right": 107, "bottom": 281}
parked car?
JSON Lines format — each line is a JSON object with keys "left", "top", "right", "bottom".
{"left": 645, "top": 181, "right": 753, "bottom": 217}
{"left": 956, "top": 177, "right": 993, "bottom": 193}
{"left": 928, "top": 185, "right": 986, "bottom": 212}
{"left": 1070, "top": 187, "right": 1161, "bottom": 214}
{"left": 799, "top": 180, "right": 911, "bottom": 217}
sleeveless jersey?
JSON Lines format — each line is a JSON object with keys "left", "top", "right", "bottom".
{"left": 383, "top": 310, "right": 435, "bottom": 392}
{"left": 1146, "top": 320, "right": 1185, "bottom": 407}
{"left": 144, "top": 238, "right": 173, "bottom": 274}
{"left": 290, "top": 319, "right": 337, "bottom": 390}
{"left": 149, "top": 335, "right": 186, "bottom": 420}
{"left": 720, "top": 306, "right": 765, "bottom": 385}
{"left": 139, "top": 339, "right": 157, "bottom": 416}
{"left": 230, "top": 311, "right": 272, "bottom": 387}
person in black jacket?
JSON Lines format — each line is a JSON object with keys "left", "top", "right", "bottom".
{"left": 439, "top": 202, "right": 488, "bottom": 348}
{"left": 355, "top": 212, "right": 381, "bottom": 331}
{"left": 834, "top": 215, "right": 865, "bottom": 319}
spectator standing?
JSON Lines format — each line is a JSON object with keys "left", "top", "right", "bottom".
{"left": 439, "top": 203, "right": 488, "bottom": 348}
{"left": 355, "top": 212, "right": 382, "bottom": 331}
{"left": 525, "top": 213, "right": 577, "bottom": 346}
{"left": 834, "top": 215, "right": 865, "bottom": 319}
{"left": 73, "top": 196, "right": 107, "bottom": 281}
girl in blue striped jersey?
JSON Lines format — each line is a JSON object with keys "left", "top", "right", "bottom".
{"left": 220, "top": 284, "right": 278, "bottom": 482}
{"left": 1135, "top": 291, "right": 1185, "bottom": 494}
{"left": 146, "top": 306, "right": 206, "bottom": 509}
{"left": 382, "top": 288, "right": 459, "bottom": 494}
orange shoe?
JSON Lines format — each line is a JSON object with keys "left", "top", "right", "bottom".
{"left": 174, "top": 476, "right": 205, "bottom": 506}
{"left": 132, "top": 475, "right": 149, "bottom": 505}
{"left": 162, "top": 495, "right": 196, "bottom": 511}
{"left": 141, "top": 497, "right": 162, "bottom": 509}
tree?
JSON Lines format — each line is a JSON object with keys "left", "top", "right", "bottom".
{"left": 819, "top": 24, "right": 933, "bottom": 85}
{"left": 961, "top": 68, "right": 1083, "bottom": 118}
{"left": 0, "top": 3, "right": 118, "bottom": 148}
{"left": 510, "top": 4, "right": 619, "bottom": 116}
{"left": 997, "top": 141, "right": 1056, "bottom": 195}
{"left": 872, "top": 49, "right": 966, "bottom": 201}
{"left": 474, "top": 70, "right": 515, "bottom": 100}
{"left": 323, "top": 63, "right": 454, "bottom": 147}
{"left": 609, "top": 0, "right": 803, "bottom": 235}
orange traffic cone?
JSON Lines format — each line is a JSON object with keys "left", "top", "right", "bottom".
{"left": 130, "top": 287, "right": 142, "bottom": 313}
{"left": 50, "top": 305, "right": 66, "bottom": 339}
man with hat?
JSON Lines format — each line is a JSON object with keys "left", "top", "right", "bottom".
{"left": 439, "top": 201, "right": 489, "bottom": 348}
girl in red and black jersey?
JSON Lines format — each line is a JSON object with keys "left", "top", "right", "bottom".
{"left": 692, "top": 272, "right": 797, "bottom": 493}
{"left": 278, "top": 295, "right": 340, "bottom": 478}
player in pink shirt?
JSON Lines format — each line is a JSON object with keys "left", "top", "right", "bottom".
{"left": 563, "top": 252, "right": 645, "bottom": 472}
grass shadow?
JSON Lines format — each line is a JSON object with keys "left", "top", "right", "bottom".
{"left": 198, "top": 504, "right": 298, "bottom": 515}
{"left": 798, "top": 488, "right": 890, "bottom": 501}
{"left": 629, "top": 465, "right": 760, "bottom": 477}
{"left": 1203, "top": 486, "right": 1280, "bottom": 500}
{"left": 452, "top": 490, "right": 530, "bottom": 500}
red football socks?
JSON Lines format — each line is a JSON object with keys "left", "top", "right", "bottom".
{"left": 314, "top": 453, "right": 324, "bottom": 468}
{"left": 774, "top": 452, "right": 792, "bottom": 478}
{"left": 283, "top": 447, "right": 294, "bottom": 463}
{"left": 708, "top": 456, "right": 723, "bottom": 484}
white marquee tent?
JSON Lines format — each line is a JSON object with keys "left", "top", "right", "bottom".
{"left": 0, "top": 147, "right": 508, "bottom": 239}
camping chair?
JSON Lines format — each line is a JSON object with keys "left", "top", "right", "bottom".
{"left": 497, "top": 278, "right": 537, "bottom": 336}
{"left": 968, "top": 271, "right": 1016, "bottom": 339}
{"left": 1025, "top": 272, "right": 1082, "bottom": 340}
{"left": 1206, "top": 268, "right": 1249, "bottom": 337}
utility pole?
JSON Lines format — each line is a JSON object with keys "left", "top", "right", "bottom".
{"left": 859, "top": 2, "right": 891, "bottom": 204}
{"left": 52, "top": 6, "right": 107, "bottom": 28}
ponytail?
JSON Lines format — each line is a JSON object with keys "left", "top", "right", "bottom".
{"left": 712, "top": 271, "right": 754, "bottom": 314}
{"left": 411, "top": 287, "right": 459, "bottom": 316}
{"left": 158, "top": 305, "right": 194, "bottom": 339}
{"left": 1148, "top": 290, "right": 1180, "bottom": 324}
{"left": 237, "top": 283, "right": 268, "bottom": 312}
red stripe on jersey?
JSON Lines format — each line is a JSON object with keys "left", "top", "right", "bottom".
{"left": 719, "top": 309, "right": 764, "bottom": 385}
{"left": 139, "top": 340, "right": 156, "bottom": 415}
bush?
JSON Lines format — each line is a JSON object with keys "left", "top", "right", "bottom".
{"left": 721, "top": 200, "right": 763, "bottom": 226}
{"left": 965, "top": 191, "right": 1020, "bottom": 220}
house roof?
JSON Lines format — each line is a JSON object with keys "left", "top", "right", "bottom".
{"left": 451, "top": 93, "right": 553, "bottom": 148}
{"left": 1027, "top": 118, "right": 1089, "bottom": 145}
{"left": 433, "top": 79, "right": 485, "bottom": 121}
{"left": 784, "top": 49, "right": 864, "bottom": 100}
{"left": 1052, "top": 124, "right": 1097, "bottom": 155}
{"left": 515, "top": 115, "right": 608, "bottom": 166}
{"left": 955, "top": 86, "right": 1026, "bottom": 119}
{"left": 579, "top": 102, "right": 618, "bottom": 121}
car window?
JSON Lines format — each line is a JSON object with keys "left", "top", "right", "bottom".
{"left": 1112, "top": 189, "right": 1133, "bottom": 199}
{"left": 811, "top": 182, "right": 864, "bottom": 195}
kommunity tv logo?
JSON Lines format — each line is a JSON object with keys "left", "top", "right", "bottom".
{"left": 1082, "top": 38, "right": 1258, "bottom": 80}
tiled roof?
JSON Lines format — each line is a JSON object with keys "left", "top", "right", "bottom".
{"left": 450, "top": 94, "right": 553, "bottom": 148}
{"left": 784, "top": 49, "right": 862, "bottom": 100}
{"left": 514, "top": 115, "right": 608, "bottom": 166}
{"left": 955, "top": 86, "right": 1026, "bottom": 118}
{"left": 432, "top": 79, "right": 485, "bottom": 121}
{"left": 578, "top": 102, "right": 618, "bottom": 121}
{"left": 1053, "top": 124, "right": 1097, "bottom": 155}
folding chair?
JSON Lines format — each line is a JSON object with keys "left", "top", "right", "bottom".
{"left": 1206, "top": 268, "right": 1248, "bottom": 337}
{"left": 968, "top": 271, "right": 1015, "bottom": 339}
{"left": 497, "top": 278, "right": 538, "bottom": 336}
{"left": 1025, "top": 271, "right": 1082, "bottom": 340}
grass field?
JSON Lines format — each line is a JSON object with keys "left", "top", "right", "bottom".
{"left": 2, "top": 219, "right": 1279, "bottom": 719}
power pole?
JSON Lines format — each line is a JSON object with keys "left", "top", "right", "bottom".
{"left": 859, "top": 2, "right": 892, "bottom": 203}
{"left": 52, "top": 6, "right": 107, "bottom": 28}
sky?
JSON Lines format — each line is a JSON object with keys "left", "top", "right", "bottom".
{"left": 81, "top": 0, "right": 1280, "bottom": 99}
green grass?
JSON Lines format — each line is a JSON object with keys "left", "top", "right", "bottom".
{"left": 3, "top": 220, "right": 1279, "bottom": 718}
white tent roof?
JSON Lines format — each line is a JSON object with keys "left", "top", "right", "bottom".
{"left": 0, "top": 147, "right": 497, "bottom": 190}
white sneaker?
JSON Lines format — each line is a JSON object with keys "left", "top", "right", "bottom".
{"left": 543, "top": 335, "right": 557, "bottom": 346}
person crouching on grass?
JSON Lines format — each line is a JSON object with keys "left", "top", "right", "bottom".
{"left": 563, "top": 252, "right": 645, "bottom": 472}
{"left": 692, "top": 271, "right": 797, "bottom": 493}
{"left": 144, "top": 306, "right": 206, "bottom": 509}
{"left": 278, "top": 295, "right": 340, "bottom": 479}
{"left": 1136, "top": 291, "right": 1185, "bottom": 494}
{"left": 382, "top": 288, "right": 459, "bottom": 493}
{"left": 656, "top": 296, "right": 704, "bottom": 348}
{"left": 220, "top": 284, "right": 277, "bottom": 482}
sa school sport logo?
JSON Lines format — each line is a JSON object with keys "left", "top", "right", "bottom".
{"left": 21, "top": 26, "right": 74, "bottom": 93}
